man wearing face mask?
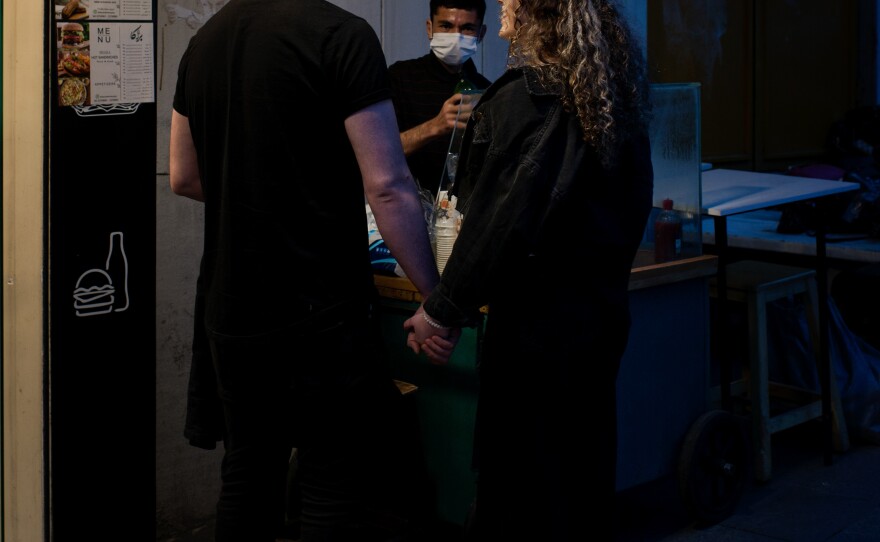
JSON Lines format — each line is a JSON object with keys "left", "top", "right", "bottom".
{"left": 388, "top": 0, "right": 491, "bottom": 192}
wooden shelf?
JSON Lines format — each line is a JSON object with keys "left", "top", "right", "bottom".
{"left": 629, "top": 254, "right": 719, "bottom": 291}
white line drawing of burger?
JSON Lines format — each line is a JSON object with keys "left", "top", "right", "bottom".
{"left": 73, "top": 268, "right": 115, "bottom": 316}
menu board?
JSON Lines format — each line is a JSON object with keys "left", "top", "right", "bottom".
{"left": 49, "top": 0, "right": 157, "bottom": 538}
{"left": 55, "top": 0, "right": 154, "bottom": 111}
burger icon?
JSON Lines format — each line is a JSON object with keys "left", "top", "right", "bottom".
{"left": 73, "top": 268, "right": 115, "bottom": 316}
{"left": 59, "top": 22, "right": 86, "bottom": 47}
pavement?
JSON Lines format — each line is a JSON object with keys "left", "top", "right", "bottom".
{"left": 615, "top": 421, "right": 880, "bottom": 542}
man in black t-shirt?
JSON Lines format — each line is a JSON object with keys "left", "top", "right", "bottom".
{"left": 389, "top": 0, "right": 492, "bottom": 193}
{"left": 169, "top": 0, "right": 456, "bottom": 539}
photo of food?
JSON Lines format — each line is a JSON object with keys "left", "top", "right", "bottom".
{"left": 58, "top": 77, "right": 89, "bottom": 107}
{"left": 55, "top": 0, "right": 89, "bottom": 21}
{"left": 58, "top": 21, "right": 88, "bottom": 48}
{"left": 58, "top": 49, "right": 90, "bottom": 78}
{"left": 55, "top": 20, "right": 92, "bottom": 108}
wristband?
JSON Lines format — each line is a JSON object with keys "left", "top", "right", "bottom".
{"left": 422, "top": 311, "right": 450, "bottom": 330}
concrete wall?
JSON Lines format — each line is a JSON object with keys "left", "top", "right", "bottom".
{"left": 154, "top": 1, "right": 647, "bottom": 538}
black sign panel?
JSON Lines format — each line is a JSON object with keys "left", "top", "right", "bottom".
{"left": 48, "top": 23, "right": 156, "bottom": 541}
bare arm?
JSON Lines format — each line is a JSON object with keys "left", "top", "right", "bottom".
{"left": 169, "top": 109, "right": 205, "bottom": 202}
{"left": 399, "top": 93, "right": 474, "bottom": 156}
{"left": 345, "top": 99, "right": 440, "bottom": 298}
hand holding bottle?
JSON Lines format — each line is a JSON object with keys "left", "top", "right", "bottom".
{"left": 432, "top": 93, "right": 479, "bottom": 137}
{"left": 400, "top": 87, "right": 482, "bottom": 157}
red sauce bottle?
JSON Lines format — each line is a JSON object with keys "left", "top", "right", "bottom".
{"left": 654, "top": 198, "right": 682, "bottom": 263}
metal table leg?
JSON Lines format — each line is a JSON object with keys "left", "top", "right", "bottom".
{"left": 713, "top": 215, "right": 731, "bottom": 411}
{"left": 814, "top": 199, "right": 833, "bottom": 467}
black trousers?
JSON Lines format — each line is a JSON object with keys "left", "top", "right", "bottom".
{"left": 208, "top": 303, "right": 429, "bottom": 542}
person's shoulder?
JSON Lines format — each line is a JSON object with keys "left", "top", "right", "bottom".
{"left": 388, "top": 55, "right": 434, "bottom": 87}
{"left": 475, "top": 74, "right": 493, "bottom": 89}
{"left": 388, "top": 54, "right": 430, "bottom": 73}
{"left": 491, "top": 68, "right": 528, "bottom": 93}
{"left": 469, "top": 70, "right": 523, "bottom": 114}
{"left": 518, "top": 67, "right": 563, "bottom": 97}
{"left": 480, "top": 70, "right": 545, "bottom": 117}
{"left": 297, "top": 0, "right": 376, "bottom": 41}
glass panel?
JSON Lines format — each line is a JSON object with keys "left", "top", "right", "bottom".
{"left": 636, "top": 82, "right": 703, "bottom": 267}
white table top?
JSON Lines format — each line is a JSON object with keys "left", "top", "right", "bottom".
{"left": 701, "top": 168, "right": 860, "bottom": 217}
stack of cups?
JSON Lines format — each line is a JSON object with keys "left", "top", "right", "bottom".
{"left": 434, "top": 215, "right": 457, "bottom": 274}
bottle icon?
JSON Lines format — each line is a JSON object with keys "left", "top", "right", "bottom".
{"left": 654, "top": 198, "right": 682, "bottom": 263}
{"left": 105, "top": 231, "right": 130, "bottom": 312}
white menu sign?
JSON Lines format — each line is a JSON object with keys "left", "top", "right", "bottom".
{"left": 57, "top": 21, "right": 155, "bottom": 107}
{"left": 89, "top": 23, "right": 154, "bottom": 104}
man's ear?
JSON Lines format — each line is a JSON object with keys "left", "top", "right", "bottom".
{"left": 426, "top": 19, "right": 433, "bottom": 40}
{"left": 478, "top": 24, "right": 487, "bottom": 42}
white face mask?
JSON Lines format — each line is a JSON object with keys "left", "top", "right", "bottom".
{"left": 430, "top": 33, "right": 479, "bottom": 66}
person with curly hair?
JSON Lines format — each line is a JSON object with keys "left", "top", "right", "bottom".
{"left": 404, "top": 0, "right": 653, "bottom": 538}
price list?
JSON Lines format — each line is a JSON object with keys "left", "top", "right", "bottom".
{"left": 86, "top": 0, "right": 151, "bottom": 21}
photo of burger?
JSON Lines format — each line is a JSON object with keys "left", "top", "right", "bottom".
{"left": 59, "top": 22, "right": 87, "bottom": 48}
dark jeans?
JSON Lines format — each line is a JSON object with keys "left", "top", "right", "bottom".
{"left": 208, "top": 303, "right": 428, "bottom": 542}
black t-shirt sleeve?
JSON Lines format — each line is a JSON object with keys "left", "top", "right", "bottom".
{"left": 172, "top": 41, "right": 193, "bottom": 116}
{"left": 325, "top": 17, "right": 391, "bottom": 118}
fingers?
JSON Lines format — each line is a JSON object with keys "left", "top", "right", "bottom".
{"left": 403, "top": 316, "right": 421, "bottom": 354}
{"left": 403, "top": 310, "right": 460, "bottom": 363}
{"left": 444, "top": 93, "right": 464, "bottom": 107}
{"left": 405, "top": 331, "right": 422, "bottom": 355}
{"left": 443, "top": 93, "right": 474, "bottom": 127}
{"left": 420, "top": 328, "right": 462, "bottom": 364}
{"left": 428, "top": 331, "right": 458, "bottom": 350}
{"left": 421, "top": 336, "right": 452, "bottom": 365}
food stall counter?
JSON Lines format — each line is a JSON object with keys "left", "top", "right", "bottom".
{"left": 374, "top": 253, "right": 718, "bottom": 299}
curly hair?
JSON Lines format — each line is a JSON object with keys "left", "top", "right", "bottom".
{"left": 508, "top": 0, "right": 651, "bottom": 167}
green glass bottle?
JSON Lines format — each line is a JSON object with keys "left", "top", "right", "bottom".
{"left": 454, "top": 77, "right": 479, "bottom": 94}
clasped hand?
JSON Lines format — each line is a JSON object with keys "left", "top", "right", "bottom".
{"left": 403, "top": 306, "right": 460, "bottom": 364}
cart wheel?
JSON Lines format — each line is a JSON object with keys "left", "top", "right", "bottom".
{"left": 678, "top": 410, "right": 750, "bottom": 525}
